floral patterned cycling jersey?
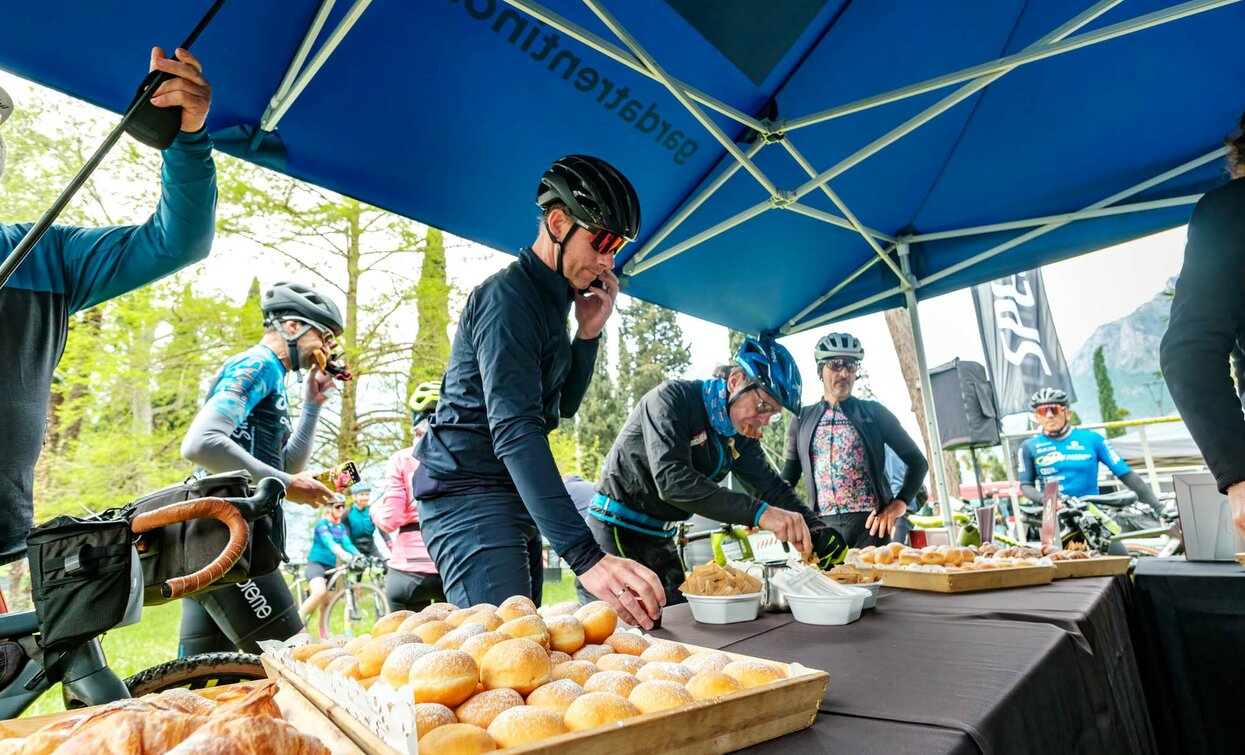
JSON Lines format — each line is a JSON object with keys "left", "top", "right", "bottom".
{"left": 811, "top": 403, "right": 877, "bottom": 515}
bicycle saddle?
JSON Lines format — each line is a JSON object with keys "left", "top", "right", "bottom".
{"left": 1077, "top": 491, "right": 1137, "bottom": 508}
{"left": 221, "top": 477, "right": 286, "bottom": 522}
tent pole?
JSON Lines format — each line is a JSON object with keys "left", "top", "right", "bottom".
{"left": 783, "top": 0, "right": 1232, "bottom": 132}
{"left": 1001, "top": 437, "right": 1026, "bottom": 542}
{"left": 787, "top": 284, "right": 907, "bottom": 334}
{"left": 627, "top": 201, "right": 773, "bottom": 276}
{"left": 907, "top": 194, "right": 1204, "bottom": 243}
{"left": 898, "top": 241, "right": 955, "bottom": 534}
{"left": 782, "top": 256, "right": 887, "bottom": 332}
{"left": 783, "top": 203, "right": 896, "bottom": 243}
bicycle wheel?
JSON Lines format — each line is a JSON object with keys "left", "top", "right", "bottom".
{"left": 324, "top": 581, "right": 388, "bottom": 638}
{"left": 61, "top": 653, "right": 267, "bottom": 707}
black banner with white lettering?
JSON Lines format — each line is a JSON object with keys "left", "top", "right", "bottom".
{"left": 972, "top": 270, "right": 1076, "bottom": 416}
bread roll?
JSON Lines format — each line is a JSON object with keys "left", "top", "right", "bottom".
{"left": 344, "top": 635, "right": 373, "bottom": 655}
{"left": 640, "top": 642, "right": 690, "bottom": 664}
{"left": 545, "top": 616, "right": 586, "bottom": 654}
{"left": 372, "top": 610, "right": 417, "bottom": 636}
{"left": 575, "top": 602, "right": 618, "bottom": 645}
{"left": 398, "top": 613, "right": 438, "bottom": 634}
{"left": 564, "top": 692, "right": 641, "bottom": 731}
{"left": 572, "top": 644, "right": 612, "bottom": 664}
{"left": 497, "top": 615, "right": 550, "bottom": 650}
{"left": 436, "top": 623, "right": 488, "bottom": 651}
{"left": 897, "top": 549, "right": 922, "bottom": 566}
{"left": 459, "top": 631, "right": 513, "bottom": 665}
{"left": 380, "top": 643, "right": 437, "bottom": 688}
{"left": 420, "top": 603, "right": 458, "bottom": 621}
{"left": 722, "top": 660, "right": 785, "bottom": 689}
{"left": 414, "top": 620, "right": 455, "bottom": 644}
{"left": 548, "top": 650, "right": 573, "bottom": 666}
{"left": 454, "top": 688, "right": 524, "bottom": 729}
{"left": 417, "top": 723, "right": 496, "bottom": 755}
{"left": 479, "top": 638, "right": 551, "bottom": 695}
{"left": 551, "top": 660, "right": 598, "bottom": 687}
{"left": 325, "top": 654, "right": 366, "bottom": 680}
{"left": 446, "top": 608, "right": 485, "bottom": 628}
{"left": 636, "top": 662, "right": 692, "bottom": 684}
{"left": 461, "top": 611, "right": 504, "bottom": 632}
{"left": 359, "top": 632, "right": 423, "bottom": 677}
{"left": 582, "top": 670, "right": 640, "bottom": 697}
{"left": 290, "top": 643, "right": 333, "bottom": 662}
{"left": 537, "top": 601, "right": 580, "bottom": 619}
{"left": 309, "top": 648, "right": 352, "bottom": 670}
{"left": 596, "top": 653, "right": 646, "bottom": 675}
{"left": 629, "top": 680, "right": 694, "bottom": 714}
{"left": 873, "top": 548, "right": 895, "bottom": 565}
{"left": 408, "top": 651, "right": 480, "bottom": 707}
{"left": 487, "top": 705, "right": 567, "bottom": 748}
{"left": 682, "top": 651, "right": 731, "bottom": 675}
{"left": 524, "top": 679, "right": 585, "bottom": 713}
{"left": 496, "top": 595, "right": 538, "bottom": 623}
{"left": 603, "top": 632, "right": 651, "bottom": 657}
{"left": 413, "top": 702, "right": 458, "bottom": 739}
{"left": 686, "top": 670, "right": 744, "bottom": 700}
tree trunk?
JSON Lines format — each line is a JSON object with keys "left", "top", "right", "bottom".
{"left": 338, "top": 202, "right": 362, "bottom": 464}
{"left": 882, "top": 307, "right": 961, "bottom": 502}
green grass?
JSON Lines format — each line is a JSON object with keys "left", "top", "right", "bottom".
{"left": 22, "top": 572, "right": 582, "bottom": 717}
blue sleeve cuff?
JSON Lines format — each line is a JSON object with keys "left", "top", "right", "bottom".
{"left": 753, "top": 502, "right": 770, "bottom": 527}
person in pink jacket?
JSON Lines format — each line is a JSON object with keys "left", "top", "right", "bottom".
{"left": 371, "top": 382, "right": 445, "bottom": 610}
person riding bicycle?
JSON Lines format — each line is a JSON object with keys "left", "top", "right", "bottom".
{"left": 583, "top": 337, "right": 849, "bottom": 606}
{"left": 1017, "top": 387, "right": 1162, "bottom": 516}
{"left": 299, "top": 494, "right": 361, "bottom": 637}
{"left": 343, "top": 481, "right": 382, "bottom": 557}
{"left": 178, "top": 281, "right": 344, "bottom": 655}
{"left": 0, "top": 48, "right": 215, "bottom": 580}
{"left": 783, "top": 333, "right": 930, "bottom": 548}
{"left": 372, "top": 381, "right": 446, "bottom": 611}
{"left": 413, "top": 155, "right": 664, "bottom": 627}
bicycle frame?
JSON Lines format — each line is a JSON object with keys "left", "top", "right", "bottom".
{"left": 0, "top": 611, "right": 129, "bottom": 720}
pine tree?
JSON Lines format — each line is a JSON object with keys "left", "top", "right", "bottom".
{"left": 618, "top": 299, "right": 690, "bottom": 406}
{"left": 405, "top": 228, "right": 452, "bottom": 445}
{"left": 1093, "top": 345, "right": 1129, "bottom": 438}
{"left": 575, "top": 331, "right": 623, "bottom": 478}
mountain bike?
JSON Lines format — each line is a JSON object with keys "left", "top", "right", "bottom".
{"left": 285, "top": 556, "right": 388, "bottom": 639}
{"left": 0, "top": 481, "right": 283, "bottom": 719}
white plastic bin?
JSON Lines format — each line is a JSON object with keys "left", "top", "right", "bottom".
{"left": 856, "top": 580, "right": 882, "bottom": 609}
{"left": 685, "top": 592, "right": 762, "bottom": 624}
{"left": 785, "top": 586, "right": 868, "bottom": 625}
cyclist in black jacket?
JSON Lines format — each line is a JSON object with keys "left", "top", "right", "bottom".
{"left": 1160, "top": 112, "right": 1245, "bottom": 539}
{"left": 583, "top": 338, "right": 847, "bottom": 605}
{"left": 413, "top": 156, "right": 663, "bottom": 628}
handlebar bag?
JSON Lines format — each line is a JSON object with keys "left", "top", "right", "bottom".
{"left": 26, "top": 510, "right": 134, "bottom": 653}
{"left": 128, "top": 470, "right": 287, "bottom": 604}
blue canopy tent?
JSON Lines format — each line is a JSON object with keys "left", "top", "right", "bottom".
{"left": 2, "top": 0, "right": 1243, "bottom": 507}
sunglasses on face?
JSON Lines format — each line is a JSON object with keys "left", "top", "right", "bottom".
{"left": 330, "top": 504, "right": 345, "bottom": 511}
{"left": 576, "top": 221, "right": 627, "bottom": 256}
{"left": 824, "top": 358, "right": 860, "bottom": 374}
{"left": 754, "top": 394, "right": 780, "bottom": 416}
{"left": 1035, "top": 404, "right": 1064, "bottom": 417}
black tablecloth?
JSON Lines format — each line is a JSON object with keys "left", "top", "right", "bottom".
{"left": 653, "top": 576, "right": 1154, "bottom": 755}
{"left": 1132, "top": 559, "right": 1245, "bottom": 755}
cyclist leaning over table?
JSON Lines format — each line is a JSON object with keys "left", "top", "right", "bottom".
{"left": 578, "top": 338, "right": 849, "bottom": 607}
{"left": 1017, "top": 387, "right": 1162, "bottom": 517}
{"left": 299, "top": 494, "right": 360, "bottom": 635}
{"left": 178, "top": 282, "right": 343, "bottom": 655}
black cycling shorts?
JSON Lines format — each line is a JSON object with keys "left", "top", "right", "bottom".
{"left": 178, "top": 569, "right": 303, "bottom": 657}
{"left": 304, "top": 560, "right": 332, "bottom": 581}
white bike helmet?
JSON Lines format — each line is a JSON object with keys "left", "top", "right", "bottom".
{"left": 814, "top": 333, "right": 864, "bottom": 365}
{"left": 0, "top": 84, "right": 14, "bottom": 181}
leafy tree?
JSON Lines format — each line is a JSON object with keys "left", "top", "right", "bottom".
{"left": 726, "top": 329, "right": 792, "bottom": 474}
{"left": 575, "top": 331, "right": 623, "bottom": 478}
{"left": 405, "top": 228, "right": 451, "bottom": 446}
{"left": 618, "top": 299, "right": 690, "bottom": 406}
{"left": 1093, "top": 345, "right": 1129, "bottom": 438}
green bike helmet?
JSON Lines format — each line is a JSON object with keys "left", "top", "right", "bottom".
{"left": 410, "top": 381, "right": 441, "bottom": 418}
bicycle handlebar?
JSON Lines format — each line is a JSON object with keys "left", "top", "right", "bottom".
{"left": 130, "top": 497, "right": 248, "bottom": 600}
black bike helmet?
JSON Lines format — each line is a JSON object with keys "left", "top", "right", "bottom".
{"left": 1029, "top": 387, "right": 1070, "bottom": 409}
{"left": 536, "top": 155, "right": 641, "bottom": 241}
{"left": 261, "top": 281, "right": 344, "bottom": 337}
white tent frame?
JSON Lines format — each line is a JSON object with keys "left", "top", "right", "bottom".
{"left": 251, "top": 0, "right": 1241, "bottom": 531}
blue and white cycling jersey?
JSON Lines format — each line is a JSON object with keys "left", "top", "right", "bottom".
{"left": 203, "top": 344, "right": 292, "bottom": 471}
{"left": 1017, "top": 428, "right": 1132, "bottom": 498}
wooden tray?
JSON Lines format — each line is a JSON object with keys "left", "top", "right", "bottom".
{"left": 0, "top": 681, "right": 363, "bottom": 753}
{"left": 261, "top": 641, "right": 829, "bottom": 755}
{"left": 1235, "top": 552, "right": 1245, "bottom": 567}
{"left": 1051, "top": 556, "right": 1132, "bottom": 579}
{"left": 871, "top": 564, "right": 1055, "bottom": 593}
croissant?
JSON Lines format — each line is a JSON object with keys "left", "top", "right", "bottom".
{"left": 141, "top": 688, "right": 218, "bottom": 717}
{"left": 212, "top": 681, "right": 281, "bottom": 719}
{"left": 166, "top": 714, "right": 330, "bottom": 755}
{"left": 46, "top": 709, "right": 206, "bottom": 754}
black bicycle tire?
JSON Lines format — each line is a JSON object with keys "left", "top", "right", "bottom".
{"left": 325, "top": 581, "right": 388, "bottom": 637}
{"left": 121, "top": 652, "right": 267, "bottom": 697}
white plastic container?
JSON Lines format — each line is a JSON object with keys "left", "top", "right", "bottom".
{"left": 855, "top": 580, "right": 883, "bottom": 609}
{"left": 685, "top": 592, "right": 763, "bottom": 624}
{"left": 785, "top": 586, "right": 869, "bottom": 625}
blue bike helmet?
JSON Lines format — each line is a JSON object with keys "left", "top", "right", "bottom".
{"left": 351, "top": 481, "right": 372, "bottom": 494}
{"left": 732, "top": 337, "right": 803, "bottom": 413}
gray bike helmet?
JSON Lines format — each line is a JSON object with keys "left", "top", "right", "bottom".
{"left": 1029, "top": 387, "right": 1070, "bottom": 409}
{"left": 261, "top": 281, "right": 344, "bottom": 336}
{"left": 0, "top": 84, "right": 13, "bottom": 181}
{"left": 814, "top": 333, "right": 864, "bottom": 365}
